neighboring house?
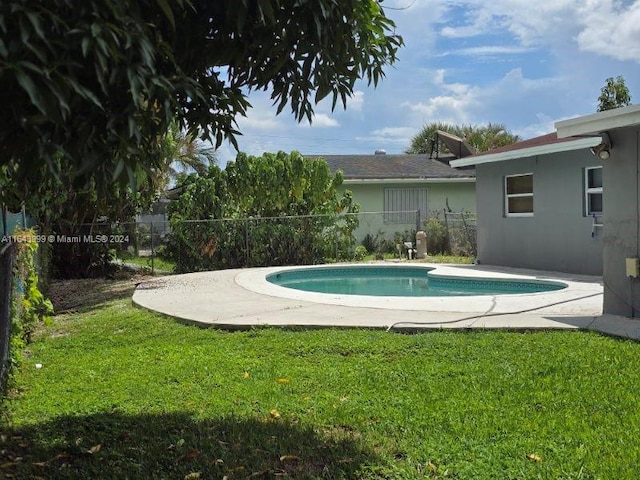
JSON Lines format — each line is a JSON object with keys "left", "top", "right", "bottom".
{"left": 451, "top": 104, "right": 640, "bottom": 318}
{"left": 308, "top": 151, "right": 476, "bottom": 241}
{"left": 135, "top": 185, "right": 186, "bottom": 240}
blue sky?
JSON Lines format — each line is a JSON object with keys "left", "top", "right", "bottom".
{"left": 216, "top": 0, "right": 640, "bottom": 165}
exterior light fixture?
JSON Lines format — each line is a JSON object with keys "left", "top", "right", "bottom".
{"left": 590, "top": 132, "right": 612, "bottom": 160}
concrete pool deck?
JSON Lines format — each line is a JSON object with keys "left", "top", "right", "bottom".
{"left": 132, "top": 263, "right": 640, "bottom": 340}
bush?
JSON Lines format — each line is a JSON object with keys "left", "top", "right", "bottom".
{"left": 424, "top": 216, "right": 448, "bottom": 254}
{"left": 361, "top": 233, "right": 378, "bottom": 254}
{"left": 4, "top": 229, "right": 54, "bottom": 393}
{"left": 354, "top": 245, "right": 367, "bottom": 261}
{"left": 166, "top": 152, "right": 360, "bottom": 272}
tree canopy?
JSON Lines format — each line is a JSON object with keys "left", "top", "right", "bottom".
{"left": 167, "top": 151, "right": 359, "bottom": 271}
{"left": 406, "top": 122, "right": 520, "bottom": 155}
{"left": 597, "top": 76, "right": 632, "bottom": 112}
{"left": 0, "top": 0, "right": 402, "bottom": 207}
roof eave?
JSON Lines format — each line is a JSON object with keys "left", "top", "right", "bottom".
{"left": 449, "top": 136, "right": 602, "bottom": 167}
{"left": 555, "top": 104, "right": 640, "bottom": 138}
{"left": 342, "top": 177, "right": 475, "bottom": 184}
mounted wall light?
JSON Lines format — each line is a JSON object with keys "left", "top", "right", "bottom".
{"left": 590, "top": 132, "right": 612, "bottom": 160}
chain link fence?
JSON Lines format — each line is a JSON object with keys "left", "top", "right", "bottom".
{"left": 0, "top": 242, "right": 15, "bottom": 391}
{"left": 35, "top": 209, "right": 475, "bottom": 276}
{"left": 444, "top": 211, "right": 477, "bottom": 257}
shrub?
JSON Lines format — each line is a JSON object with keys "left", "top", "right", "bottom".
{"left": 354, "top": 245, "right": 367, "bottom": 261}
{"left": 166, "top": 152, "right": 360, "bottom": 272}
{"left": 424, "top": 216, "right": 448, "bottom": 254}
{"left": 2, "top": 229, "right": 54, "bottom": 394}
{"left": 361, "top": 233, "right": 378, "bottom": 254}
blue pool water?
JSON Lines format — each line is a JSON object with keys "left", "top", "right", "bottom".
{"left": 266, "top": 266, "right": 566, "bottom": 297}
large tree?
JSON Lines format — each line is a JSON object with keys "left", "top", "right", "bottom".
{"left": 406, "top": 122, "right": 520, "bottom": 155}
{"left": 0, "top": 0, "right": 402, "bottom": 208}
{"left": 597, "top": 76, "right": 632, "bottom": 112}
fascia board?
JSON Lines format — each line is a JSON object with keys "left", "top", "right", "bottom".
{"left": 342, "top": 177, "right": 475, "bottom": 185}
{"left": 449, "top": 137, "right": 602, "bottom": 167}
{"left": 555, "top": 105, "right": 640, "bottom": 138}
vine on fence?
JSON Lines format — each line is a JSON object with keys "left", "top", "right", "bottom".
{"left": 10, "top": 229, "right": 53, "bottom": 371}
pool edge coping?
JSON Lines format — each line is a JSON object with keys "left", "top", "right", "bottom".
{"left": 234, "top": 263, "right": 603, "bottom": 313}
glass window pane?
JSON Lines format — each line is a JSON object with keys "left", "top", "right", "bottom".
{"left": 508, "top": 196, "right": 533, "bottom": 214}
{"left": 588, "top": 167, "right": 603, "bottom": 188}
{"left": 506, "top": 175, "right": 533, "bottom": 195}
{"left": 588, "top": 193, "right": 603, "bottom": 214}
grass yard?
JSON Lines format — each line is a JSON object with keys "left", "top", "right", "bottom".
{"left": 119, "top": 255, "right": 177, "bottom": 274}
{"left": 2, "top": 281, "right": 640, "bottom": 479}
{"left": 121, "top": 254, "right": 473, "bottom": 275}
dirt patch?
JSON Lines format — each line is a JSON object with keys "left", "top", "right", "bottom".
{"left": 47, "top": 272, "right": 153, "bottom": 313}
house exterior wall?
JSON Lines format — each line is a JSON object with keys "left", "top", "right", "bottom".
{"left": 602, "top": 126, "right": 640, "bottom": 317}
{"left": 475, "top": 150, "right": 603, "bottom": 275}
{"left": 339, "top": 181, "right": 476, "bottom": 241}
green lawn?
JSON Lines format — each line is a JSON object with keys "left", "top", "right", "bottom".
{"left": 2, "top": 296, "right": 640, "bottom": 479}
{"left": 120, "top": 254, "right": 472, "bottom": 275}
{"left": 119, "top": 255, "right": 176, "bottom": 274}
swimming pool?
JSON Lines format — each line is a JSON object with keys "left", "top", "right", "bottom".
{"left": 266, "top": 265, "right": 567, "bottom": 297}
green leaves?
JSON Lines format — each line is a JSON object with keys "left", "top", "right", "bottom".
{"left": 166, "top": 151, "right": 360, "bottom": 272}
{"left": 1, "top": 0, "right": 401, "bottom": 207}
{"left": 597, "top": 76, "right": 632, "bottom": 112}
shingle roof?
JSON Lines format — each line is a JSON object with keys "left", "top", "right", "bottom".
{"left": 467, "top": 132, "right": 581, "bottom": 158}
{"left": 449, "top": 132, "right": 603, "bottom": 168}
{"left": 307, "top": 154, "right": 475, "bottom": 180}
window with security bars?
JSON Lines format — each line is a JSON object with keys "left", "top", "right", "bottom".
{"left": 585, "top": 166, "right": 603, "bottom": 215}
{"left": 384, "top": 188, "right": 427, "bottom": 224}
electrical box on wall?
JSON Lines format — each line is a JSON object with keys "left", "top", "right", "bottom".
{"left": 626, "top": 258, "right": 640, "bottom": 278}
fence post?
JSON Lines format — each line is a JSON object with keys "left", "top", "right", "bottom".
{"left": 443, "top": 209, "right": 451, "bottom": 254}
{"left": 245, "top": 219, "right": 250, "bottom": 266}
{"left": 0, "top": 243, "right": 15, "bottom": 391}
{"left": 150, "top": 221, "right": 155, "bottom": 275}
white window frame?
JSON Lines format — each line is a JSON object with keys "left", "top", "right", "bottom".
{"left": 504, "top": 173, "right": 534, "bottom": 217}
{"left": 384, "top": 188, "right": 428, "bottom": 224}
{"left": 584, "top": 166, "right": 603, "bottom": 216}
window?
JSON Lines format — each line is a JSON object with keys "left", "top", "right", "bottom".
{"left": 384, "top": 188, "right": 427, "bottom": 224}
{"left": 505, "top": 174, "right": 533, "bottom": 216}
{"left": 585, "top": 166, "right": 603, "bottom": 215}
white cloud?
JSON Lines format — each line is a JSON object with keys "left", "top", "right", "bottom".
{"left": 402, "top": 70, "right": 480, "bottom": 124}
{"left": 300, "top": 113, "right": 340, "bottom": 128}
{"left": 576, "top": 0, "right": 640, "bottom": 62}
{"left": 445, "top": 45, "right": 535, "bottom": 56}
{"left": 348, "top": 90, "right": 365, "bottom": 111}
{"left": 435, "top": 0, "right": 640, "bottom": 62}
{"left": 440, "top": 7, "right": 497, "bottom": 39}
{"left": 436, "top": 1, "right": 578, "bottom": 46}
{"left": 512, "top": 113, "right": 556, "bottom": 139}
{"left": 370, "top": 127, "right": 417, "bottom": 138}
{"left": 235, "top": 97, "right": 285, "bottom": 131}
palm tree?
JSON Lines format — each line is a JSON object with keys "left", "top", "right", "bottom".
{"left": 155, "top": 122, "right": 217, "bottom": 191}
{"left": 406, "top": 122, "right": 520, "bottom": 155}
